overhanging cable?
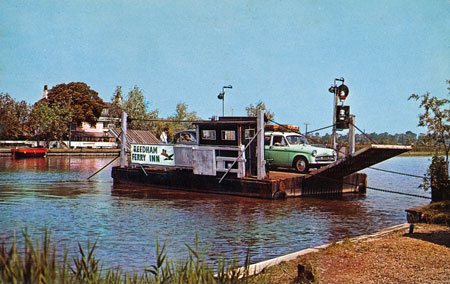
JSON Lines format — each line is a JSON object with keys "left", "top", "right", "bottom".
{"left": 301, "top": 171, "right": 431, "bottom": 199}
{"left": 349, "top": 121, "right": 377, "bottom": 144}
{"left": 367, "top": 167, "right": 428, "bottom": 180}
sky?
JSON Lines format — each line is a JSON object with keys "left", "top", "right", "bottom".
{"left": 1, "top": 0, "right": 449, "bottom": 135}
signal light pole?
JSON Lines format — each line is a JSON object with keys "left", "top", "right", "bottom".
{"left": 328, "top": 78, "right": 349, "bottom": 150}
{"left": 218, "top": 85, "right": 232, "bottom": 116}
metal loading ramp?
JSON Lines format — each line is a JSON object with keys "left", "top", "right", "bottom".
{"left": 299, "top": 145, "right": 412, "bottom": 196}
{"left": 307, "top": 145, "right": 412, "bottom": 181}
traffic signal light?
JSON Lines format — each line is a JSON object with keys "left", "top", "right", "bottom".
{"left": 335, "top": 105, "right": 350, "bottom": 130}
{"left": 336, "top": 84, "right": 349, "bottom": 101}
{"left": 218, "top": 92, "right": 224, "bottom": 100}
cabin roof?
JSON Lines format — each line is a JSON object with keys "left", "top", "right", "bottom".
{"left": 109, "top": 128, "right": 160, "bottom": 151}
{"left": 194, "top": 116, "right": 257, "bottom": 126}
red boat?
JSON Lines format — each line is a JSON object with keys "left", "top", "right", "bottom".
{"left": 11, "top": 147, "right": 48, "bottom": 158}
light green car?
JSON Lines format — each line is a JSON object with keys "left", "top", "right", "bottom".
{"left": 264, "top": 131, "right": 337, "bottom": 173}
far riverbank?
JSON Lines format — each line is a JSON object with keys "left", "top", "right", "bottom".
{"left": 0, "top": 148, "right": 120, "bottom": 157}
{"left": 1, "top": 147, "right": 437, "bottom": 157}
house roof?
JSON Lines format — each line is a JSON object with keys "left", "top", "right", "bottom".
{"left": 109, "top": 128, "right": 160, "bottom": 151}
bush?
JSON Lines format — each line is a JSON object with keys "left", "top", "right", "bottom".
{"left": 422, "top": 156, "right": 450, "bottom": 202}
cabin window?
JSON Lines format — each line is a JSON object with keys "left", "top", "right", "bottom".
{"left": 202, "top": 130, "right": 216, "bottom": 140}
{"left": 264, "top": 136, "right": 271, "bottom": 146}
{"left": 245, "top": 129, "right": 255, "bottom": 139}
{"left": 222, "top": 130, "right": 236, "bottom": 141}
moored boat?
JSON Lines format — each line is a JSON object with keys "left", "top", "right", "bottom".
{"left": 11, "top": 147, "right": 48, "bottom": 158}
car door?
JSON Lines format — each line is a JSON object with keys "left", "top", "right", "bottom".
{"left": 267, "top": 135, "right": 291, "bottom": 166}
{"left": 264, "top": 135, "right": 273, "bottom": 161}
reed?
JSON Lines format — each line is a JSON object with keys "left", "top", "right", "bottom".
{"left": 0, "top": 229, "right": 266, "bottom": 284}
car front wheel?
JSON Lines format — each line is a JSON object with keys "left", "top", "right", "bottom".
{"left": 294, "top": 156, "right": 309, "bottom": 173}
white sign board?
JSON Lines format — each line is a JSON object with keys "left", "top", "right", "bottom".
{"left": 131, "top": 144, "right": 175, "bottom": 166}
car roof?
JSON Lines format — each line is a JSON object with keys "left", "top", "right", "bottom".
{"left": 265, "top": 131, "right": 301, "bottom": 136}
{"left": 175, "top": 130, "right": 196, "bottom": 134}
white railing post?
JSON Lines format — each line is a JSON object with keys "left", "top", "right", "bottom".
{"left": 256, "top": 110, "right": 266, "bottom": 180}
{"left": 238, "top": 145, "right": 246, "bottom": 178}
{"left": 120, "top": 112, "right": 128, "bottom": 168}
{"left": 348, "top": 115, "right": 356, "bottom": 155}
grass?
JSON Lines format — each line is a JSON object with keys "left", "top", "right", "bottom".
{"left": 420, "top": 200, "right": 450, "bottom": 226}
{"left": 0, "top": 229, "right": 268, "bottom": 284}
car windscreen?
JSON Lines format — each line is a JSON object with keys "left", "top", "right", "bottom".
{"left": 286, "top": 135, "right": 308, "bottom": 145}
{"left": 174, "top": 131, "right": 197, "bottom": 144}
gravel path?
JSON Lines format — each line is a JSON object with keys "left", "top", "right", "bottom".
{"left": 257, "top": 223, "right": 450, "bottom": 283}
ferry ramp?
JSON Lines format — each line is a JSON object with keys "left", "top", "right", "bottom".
{"left": 309, "top": 145, "right": 412, "bottom": 179}
{"left": 301, "top": 145, "right": 412, "bottom": 195}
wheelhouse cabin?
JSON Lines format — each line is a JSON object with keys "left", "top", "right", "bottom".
{"left": 195, "top": 117, "right": 258, "bottom": 176}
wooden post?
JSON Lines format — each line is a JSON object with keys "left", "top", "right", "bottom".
{"left": 348, "top": 114, "right": 355, "bottom": 155}
{"left": 120, "top": 112, "right": 128, "bottom": 168}
{"left": 331, "top": 88, "right": 338, "bottom": 150}
{"left": 257, "top": 110, "right": 266, "bottom": 180}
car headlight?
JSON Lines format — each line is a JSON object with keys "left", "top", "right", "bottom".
{"left": 312, "top": 150, "right": 317, "bottom": 157}
{"left": 332, "top": 150, "right": 337, "bottom": 159}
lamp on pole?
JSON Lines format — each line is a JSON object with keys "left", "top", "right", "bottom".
{"left": 328, "top": 77, "right": 349, "bottom": 150}
{"left": 218, "top": 85, "right": 232, "bottom": 116}
{"left": 304, "top": 122, "right": 310, "bottom": 135}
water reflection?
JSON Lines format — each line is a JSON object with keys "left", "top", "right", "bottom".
{"left": 0, "top": 156, "right": 431, "bottom": 272}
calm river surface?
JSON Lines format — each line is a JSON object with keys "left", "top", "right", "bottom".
{"left": 0, "top": 155, "right": 431, "bottom": 272}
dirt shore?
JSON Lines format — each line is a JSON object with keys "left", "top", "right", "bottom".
{"left": 256, "top": 223, "right": 450, "bottom": 283}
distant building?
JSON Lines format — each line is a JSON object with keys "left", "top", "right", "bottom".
{"left": 41, "top": 85, "right": 122, "bottom": 148}
{"left": 69, "top": 103, "right": 119, "bottom": 148}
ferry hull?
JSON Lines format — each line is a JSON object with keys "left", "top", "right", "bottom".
{"left": 111, "top": 166, "right": 365, "bottom": 199}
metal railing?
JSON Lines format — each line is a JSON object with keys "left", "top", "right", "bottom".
{"left": 174, "top": 145, "right": 246, "bottom": 178}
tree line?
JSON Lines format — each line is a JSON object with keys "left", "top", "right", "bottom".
{"left": 313, "top": 131, "right": 421, "bottom": 146}
{"left": 0, "top": 81, "right": 279, "bottom": 145}
{"left": 0, "top": 82, "right": 201, "bottom": 145}
{"left": 0, "top": 81, "right": 447, "bottom": 154}
{"left": 0, "top": 82, "right": 104, "bottom": 144}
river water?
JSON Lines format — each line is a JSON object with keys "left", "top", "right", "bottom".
{"left": 0, "top": 155, "right": 431, "bottom": 272}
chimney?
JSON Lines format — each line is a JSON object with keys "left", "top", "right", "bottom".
{"left": 43, "top": 85, "right": 48, "bottom": 99}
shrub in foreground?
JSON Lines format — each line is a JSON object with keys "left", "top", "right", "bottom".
{"left": 0, "top": 230, "right": 266, "bottom": 284}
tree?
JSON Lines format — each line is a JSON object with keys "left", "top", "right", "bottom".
{"left": 166, "top": 103, "right": 201, "bottom": 137}
{"left": 109, "top": 86, "right": 124, "bottom": 127}
{"left": 409, "top": 80, "right": 450, "bottom": 201}
{"left": 409, "top": 81, "right": 450, "bottom": 165}
{"left": 46, "top": 82, "right": 104, "bottom": 126}
{"left": 123, "top": 85, "right": 159, "bottom": 130}
{"left": 424, "top": 156, "right": 450, "bottom": 202}
{"left": 28, "top": 100, "right": 71, "bottom": 145}
{"left": 245, "top": 101, "right": 274, "bottom": 121}
{"left": 0, "top": 93, "right": 29, "bottom": 139}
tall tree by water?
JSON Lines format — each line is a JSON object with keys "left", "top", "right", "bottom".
{"left": 46, "top": 82, "right": 104, "bottom": 126}
{"left": 108, "top": 86, "right": 124, "bottom": 127}
{"left": 409, "top": 80, "right": 450, "bottom": 201}
{"left": 123, "top": 85, "right": 158, "bottom": 130}
{"left": 28, "top": 100, "right": 71, "bottom": 145}
{"left": 0, "top": 93, "right": 29, "bottom": 139}
{"left": 166, "top": 103, "right": 201, "bottom": 138}
{"left": 409, "top": 81, "right": 450, "bottom": 165}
